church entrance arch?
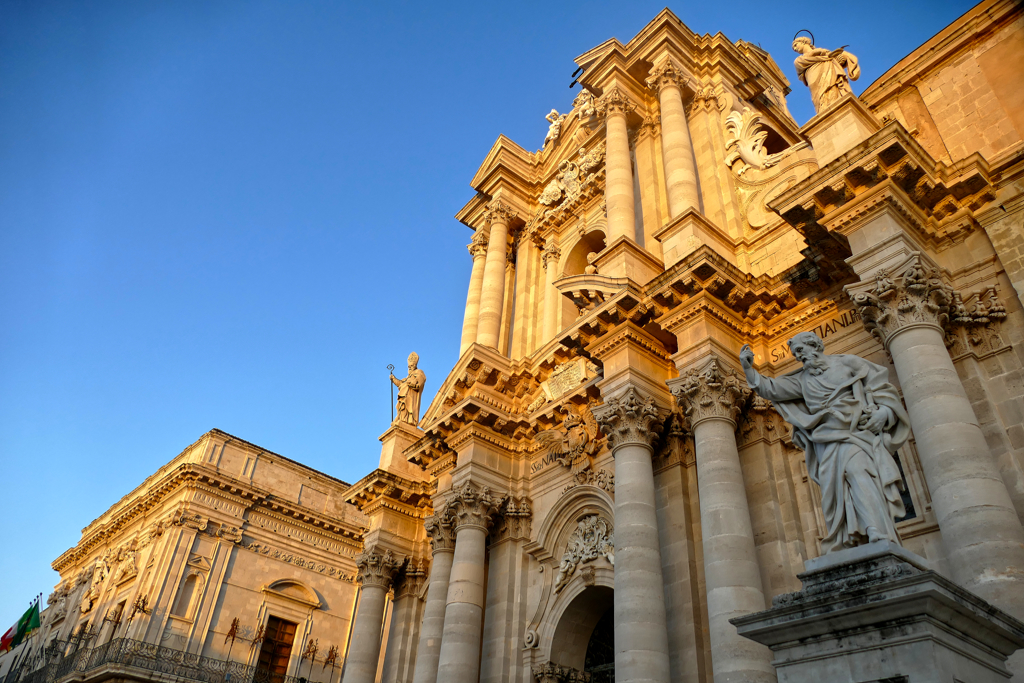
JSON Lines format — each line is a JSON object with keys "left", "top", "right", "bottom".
{"left": 549, "top": 585, "right": 613, "bottom": 676}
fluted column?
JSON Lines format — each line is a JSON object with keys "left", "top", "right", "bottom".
{"left": 669, "top": 359, "right": 775, "bottom": 683}
{"left": 646, "top": 58, "right": 700, "bottom": 217}
{"left": 542, "top": 241, "right": 561, "bottom": 343}
{"left": 597, "top": 88, "right": 637, "bottom": 244}
{"left": 411, "top": 510, "right": 457, "bottom": 683}
{"left": 476, "top": 201, "right": 516, "bottom": 350}
{"left": 459, "top": 232, "right": 488, "bottom": 355}
{"left": 342, "top": 548, "right": 402, "bottom": 683}
{"left": 594, "top": 387, "right": 670, "bottom": 683}
{"left": 849, "top": 256, "right": 1024, "bottom": 619}
{"left": 435, "top": 483, "right": 501, "bottom": 683}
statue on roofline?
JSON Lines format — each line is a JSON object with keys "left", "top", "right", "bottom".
{"left": 792, "top": 32, "right": 860, "bottom": 113}
{"left": 740, "top": 332, "right": 911, "bottom": 553}
{"left": 391, "top": 352, "right": 426, "bottom": 426}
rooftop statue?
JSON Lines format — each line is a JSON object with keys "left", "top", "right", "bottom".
{"left": 792, "top": 34, "right": 860, "bottom": 113}
{"left": 390, "top": 352, "right": 426, "bottom": 426}
{"left": 740, "top": 332, "right": 911, "bottom": 552}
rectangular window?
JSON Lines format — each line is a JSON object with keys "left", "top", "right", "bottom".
{"left": 256, "top": 616, "right": 297, "bottom": 683}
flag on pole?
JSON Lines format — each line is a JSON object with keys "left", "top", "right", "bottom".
{"left": 0, "top": 599, "right": 41, "bottom": 653}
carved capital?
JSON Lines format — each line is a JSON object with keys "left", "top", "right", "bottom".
{"left": 485, "top": 200, "right": 517, "bottom": 226}
{"left": 542, "top": 242, "right": 561, "bottom": 269}
{"left": 446, "top": 481, "right": 503, "bottom": 532}
{"left": 847, "top": 254, "right": 954, "bottom": 348}
{"left": 737, "top": 395, "right": 787, "bottom": 447}
{"left": 468, "top": 230, "right": 488, "bottom": 258}
{"left": 490, "top": 496, "right": 532, "bottom": 545}
{"left": 355, "top": 547, "right": 402, "bottom": 590}
{"left": 646, "top": 58, "right": 687, "bottom": 97}
{"left": 424, "top": 506, "right": 457, "bottom": 553}
{"left": 595, "top": 87, "right": 634, "bottom": 119}
{"left": 669, "top": 359, "right": 749, "bottom": 428}
{"left": 593, "top": 386, "right": 663, "bottom": 452}
{"left": 395, "top": 558, "right": 428, "bottom": 598}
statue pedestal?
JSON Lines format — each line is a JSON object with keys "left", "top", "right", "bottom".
{"left": 378, "top": 421, "right": 427, "bottom": 480}
{"left": 800, "top": 94, "right": 881, "bottom": 166}
{"left": 731, "top": 542, "right": 1024, "bottom": 683}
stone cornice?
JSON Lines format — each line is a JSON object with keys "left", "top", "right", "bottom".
{"left": 52, "top": 461, "right": 363, "bottom": 574}
{"left": 343, "top": 469, "right": 433, "bottom": 518}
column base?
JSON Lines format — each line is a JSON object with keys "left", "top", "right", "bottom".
{"left": 731, "top": 547, "right": 1024, "bottom": 683}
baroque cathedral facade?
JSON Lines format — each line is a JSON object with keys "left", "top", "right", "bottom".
{"left": 6, "top": 2, "right": 1024, "bottom": 683}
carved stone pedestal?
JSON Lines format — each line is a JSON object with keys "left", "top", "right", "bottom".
{"left": 731, "top": 543, "right": 1024, "bottom": 683}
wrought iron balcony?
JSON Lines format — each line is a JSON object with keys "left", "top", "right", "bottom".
{"left": 5, "top": 638, "right": 312, "bottom": 683}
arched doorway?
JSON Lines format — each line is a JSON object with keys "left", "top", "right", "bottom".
{"left": 549, "top": 585, "right": 614, "bottom": 680}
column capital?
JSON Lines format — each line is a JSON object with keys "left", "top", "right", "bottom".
{"left": 646, "top": 57, "right": 688, "bottom": 96}
{"left": 355, "top": 546, "right": 402, "bottom": 590}
{"left": 446, "top": 481, "right": 502, "bottom": 532}
{"left": 593, "top": 385, "right": 663, "bottom": 452}
{"left": 595, "top": 87, "right": 635, "bottom": 119}
{"left": 484, "top": 200, "right": 517, "bottom": 226}
{"left": 394, "top": 558, "right": 428, "bottom": 598}
{"left": 541, "top": 242, "right": 561, "bottom": 270}
{"left": 490, "top": 496, "right": 532, "bottom": 545}
{"left": 424, "top": 507, "right": 457, "bottom": 553}
{"left": 846, "top": 253, "right": 954, "bottom": 349}
{"left": 467, "top": 230, "right": 488, "bottom": 259}
{"left": 668, "top": 358, "right": 749, "bottom": 429}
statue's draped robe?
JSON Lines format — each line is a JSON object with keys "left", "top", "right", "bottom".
{"left": 753, "top": 355, "right": 910, "bottom": 551}
{"left": 393, "top": 369, "right": 426, "bottom": 425}
{"left": 795, "top": 48, "right": 860, "bottom": 112}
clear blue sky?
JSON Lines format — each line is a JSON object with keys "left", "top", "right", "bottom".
{"left": 0, "top": 0, "right": 975, "bottom": 625}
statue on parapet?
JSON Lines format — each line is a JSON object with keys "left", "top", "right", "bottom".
{"left": 740, "top": 332, "right": 910, "bottom": 553}
{"left": 391, "top": 352, "right": 426, "bottom": 426}
{"left": 792, "top": 33, "right": 860, "bottom": 113}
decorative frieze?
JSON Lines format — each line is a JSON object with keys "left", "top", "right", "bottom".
{"left": 593, "top": 386, "right": 663, "bottom": 451}
{"left": 670, "top": 359, "right": 749, "bottom": 428}
{"left": 532, "top": 661, "right": 592, "bottom": 683}
{"left": 241, "top": 539, "right": 356, "bottom": 582}
{"left": 847, "top": 255, "right": 953, "bottom": 348}
{"left": 356, "top": 547, "right": 402, "bottom": 590}
{"left": 554, "top": 515, "right": 614, "bottom": 593}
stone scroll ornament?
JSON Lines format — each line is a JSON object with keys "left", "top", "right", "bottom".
{"left": 792, "top": 31, "right": 860, "bottom": 113}
{"left": 740, "top": 332, "right": 911, "bottom": 553}
{"left": 390, "top": 352, "right": 426, "bottom": 426}
{"left": 554, "top": 515, "right": 614, "bottom": 593}
{"left": 534, "top": 404, "right": 606, "bottom": 479}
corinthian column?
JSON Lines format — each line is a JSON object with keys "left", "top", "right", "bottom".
{"left": 411, "top": 508, "right": 457, "bottom": 683}
{"left": 593, "top": 387, "right": 671, "bottom": 683}
{"left": 849, "top": 256, "right": 1024, "bottom": 619}
{"left": 459, "top": 231, "right": 488, "bottom": 356}
{"left": 597, "top": 88, "right": 637, "bottom": 244}
{"left": 476, "top": 202, "right": 516, "bottom": 351}
{"left": 669, "top": 359, "right": 774, "bottom": 683}
{"left": 542, "top": 241, "right": 562, "bottom": 343}
{"left": 435, "top": 483, "right": 501, "bottom": 683}
{"left": 646, "top": 58, "right": 700, "bottom": 217}
{"left": 342, "top": 548, "right": 402, "bottom": 683}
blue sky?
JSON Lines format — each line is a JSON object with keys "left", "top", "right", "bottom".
{"left": 0, "top": 0, "right": 975, "bottom": 625}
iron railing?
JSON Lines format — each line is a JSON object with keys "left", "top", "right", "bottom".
{"left": 4, "top": 638, "right": 308, "bottom": 683}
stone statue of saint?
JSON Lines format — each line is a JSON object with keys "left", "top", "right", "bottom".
{"left": 792, "top": 36, "right": 860, "bottom": 113}
{"left": 740, "top": 332, "right": 911, "bottom": 552}
{"left": 390, "top": 352, "right": 426, "bottom": 426}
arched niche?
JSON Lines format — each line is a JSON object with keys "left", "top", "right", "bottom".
{"left": 557, "top": 228, "right": 607, "bottom": 328}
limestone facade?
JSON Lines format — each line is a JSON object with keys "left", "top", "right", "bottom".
{"left": 7, "top": 3, "right": 1024, "bottom": 683}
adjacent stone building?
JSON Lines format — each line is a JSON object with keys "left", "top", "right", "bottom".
{"left": 5, "top": 2, "right": 1024, "bottom": 683}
